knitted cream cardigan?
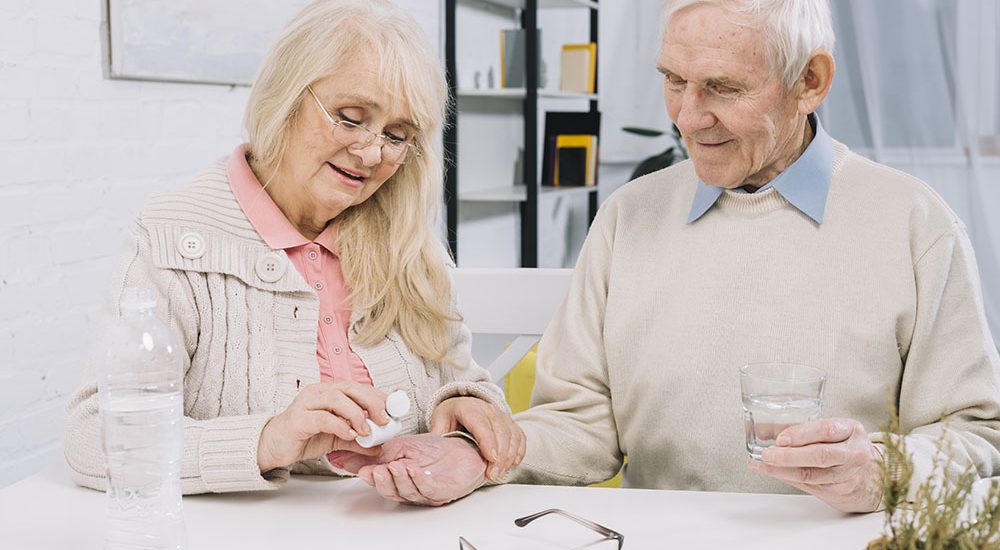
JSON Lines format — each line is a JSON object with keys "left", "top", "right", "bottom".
{"left": 64, "top": 160, "right": 508, "bottom": 494}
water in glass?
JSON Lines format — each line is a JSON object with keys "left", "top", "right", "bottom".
{"left": 742, "top": 393, "right": 821, "bottom": 460}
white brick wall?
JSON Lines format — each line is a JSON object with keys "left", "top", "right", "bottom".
{"left": 0, "top": 0, "right": 249, "bottom": 487}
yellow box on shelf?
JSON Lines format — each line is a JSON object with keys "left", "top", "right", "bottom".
{"left": 559, "top": 42, "right": 596, "bottom": 93}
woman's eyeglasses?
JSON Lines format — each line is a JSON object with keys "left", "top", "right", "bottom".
{"left": 306, "top": 85, "right": 420, "bottom": 166}
{"left": 459, "top": 508, "right": 624, "bottom": 549}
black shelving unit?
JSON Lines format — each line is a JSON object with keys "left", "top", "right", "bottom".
{"left": 444, "top": 0, "right": 600, "bottom": 267}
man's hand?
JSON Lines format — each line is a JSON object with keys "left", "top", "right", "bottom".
{"left": 429, "top": 396, "right": 525, "bottom": 481}
{"left": 339, "top": 433, "right": 488, "bottom": 507}
{"left": 747, "top": 418, "right": 883, "bottom": 513}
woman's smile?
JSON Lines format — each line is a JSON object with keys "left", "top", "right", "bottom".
{"left": 328, "top": 162, "right": 368, "bottom": 189}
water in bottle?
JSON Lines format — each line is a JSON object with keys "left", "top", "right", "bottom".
{"left": 99, "top": 287, "right": 186, "bottom": 549}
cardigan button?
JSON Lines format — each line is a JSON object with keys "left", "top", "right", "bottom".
{"left": 177, "top": 232, "right": 206, "bottom": 260}
{"left": 255, "top": 252, "right": 286, "bottom": 283}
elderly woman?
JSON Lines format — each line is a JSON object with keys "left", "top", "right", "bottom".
{"left": 64, "top": 0, "right": 522, "bottom": 505}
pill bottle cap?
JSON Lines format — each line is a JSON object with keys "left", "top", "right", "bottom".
{"left": 386, "top": 390, "right": 410, "bottom": 418}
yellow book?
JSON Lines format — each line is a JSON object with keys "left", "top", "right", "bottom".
{"left": 499, "top": 30, "right": 505, "bottom": 87}
{"left": 559, "top": 43, "right": 596, "bottom": 93}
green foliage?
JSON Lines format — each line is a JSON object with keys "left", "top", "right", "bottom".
{"left": 867, "top": 408, "right": 1000, "bottom": 549}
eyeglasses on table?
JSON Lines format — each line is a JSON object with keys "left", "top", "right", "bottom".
{"left": 459, "top": 508, "right": 625, "bottom": 549}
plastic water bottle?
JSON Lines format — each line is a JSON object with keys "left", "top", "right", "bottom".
{"left": 99, "top": 287, "right": 186, "bottom": 549}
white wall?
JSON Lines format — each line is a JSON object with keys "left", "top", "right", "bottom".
{"left": 0, "top": 0, "right": 251, "bottom": 487}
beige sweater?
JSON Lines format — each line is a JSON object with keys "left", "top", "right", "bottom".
{"left": 64, "top": 160, "right": 507, "bottom": 494}
{"left": 511, "top": 141, "right": 1000, "bottom": 495}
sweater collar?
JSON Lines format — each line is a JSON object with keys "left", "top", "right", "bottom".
{"left": 687, "top": 113, "right": 833, "bottom": 224}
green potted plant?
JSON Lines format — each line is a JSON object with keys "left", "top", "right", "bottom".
{"left": 867, "top": 411, "right": 1000, "bottom": 549}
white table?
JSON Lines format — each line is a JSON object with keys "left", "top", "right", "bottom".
{"left": 0, "top": 465, "right": 883, "bottom": 549}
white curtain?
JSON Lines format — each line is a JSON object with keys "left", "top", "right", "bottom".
{"left": 822, "top": 0, "right": 1000, "bottom": 347}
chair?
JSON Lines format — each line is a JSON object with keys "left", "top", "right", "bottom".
{"left": 453, "top": 268, "right": 573, "bottom": 383}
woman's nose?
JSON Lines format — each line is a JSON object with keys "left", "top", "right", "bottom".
{"left": 350, "top": 141, "right": 383, "bottom": 167}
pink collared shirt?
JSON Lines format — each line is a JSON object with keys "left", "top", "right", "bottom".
{"left": 227, "top": 145, "right": 373, "bottom": 388}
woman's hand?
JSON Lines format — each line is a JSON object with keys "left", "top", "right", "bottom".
{"left": 429, "top": 396, "right": 525, "bottom": 481}
{"left": 257, "top": 381, "right": 391, "bottom": 472}
{"left": 345, "top": 433, "right": 488, "bottom": 506}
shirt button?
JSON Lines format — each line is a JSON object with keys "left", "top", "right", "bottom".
{"left": 314, "top": 281, "right": 324, "bottom": 291}
{"left": 308, "top": 250, "right": 319, "bottom": 261}
{"left": 333, "top": 346, "right": 343, "bottom": 355}
{"left": 323, "top": 315, "right": 334, "bottom": 325}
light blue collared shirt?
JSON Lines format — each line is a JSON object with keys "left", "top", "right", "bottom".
{"left": 687, "top": 114, "right": 833, "bottom": 224}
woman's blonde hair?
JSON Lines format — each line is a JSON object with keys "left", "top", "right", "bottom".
{"left": 244, "top": 0, "right": 457, "bottom": 364}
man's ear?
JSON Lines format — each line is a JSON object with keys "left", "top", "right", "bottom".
{"left": 796, "top": 50, "right": 835, "bottom": 115}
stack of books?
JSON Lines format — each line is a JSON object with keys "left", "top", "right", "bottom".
{"left": 542, "top": 111, "right": 601, "bottom": 188}
{"left": 553, "top": 135, "right": 597, "bottom": 187}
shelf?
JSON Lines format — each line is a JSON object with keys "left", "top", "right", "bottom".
{"left": 542, "top": 185, "right": 599, "bottom": 200}
{"left": 458, "top": 88, "right": 599, "bottom": 101}
{"left": 457, "top": 88, "right": 528, "bottom": 99}
{"left": 446, "top": 0, "right": 601, "bottom": 267}
{"left": 469, "top": 0, "right": 598, "bottom": 11}
{"left": 460, "top": 185, "right": 526, "bottom": 202}
{"left": 460, "top": 184, "right": 598, "bottom": 203}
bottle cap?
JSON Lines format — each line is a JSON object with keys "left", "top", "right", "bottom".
{"left": 385, "top": 390, "right": 410, "bottom": 418}
{"left": 120, "top": 287, "right": 157, "bottom": 313}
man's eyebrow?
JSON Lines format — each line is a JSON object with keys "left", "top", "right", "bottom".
{"left": 707, "top": 76, "right": 745, "bottom": 87}
{"left": 656, "top": 69, "right": 747, "bottom": 90}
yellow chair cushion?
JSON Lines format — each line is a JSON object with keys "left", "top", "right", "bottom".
{"left": 504, "top": 345, "right": 623, "bottom": 488}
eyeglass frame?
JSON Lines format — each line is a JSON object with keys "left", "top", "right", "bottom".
{"left": 305, "top": 85, "right": 421, "bottom": 165}
{"left": 458, "top": 508, "right": 624, "bottom": 549}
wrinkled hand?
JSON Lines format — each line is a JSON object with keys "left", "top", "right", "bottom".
{"left": 257, "top": 381, "right": 390, "bottom": 472}
{"left": 339, "top": 433, "right": 487, "bottom": 506}
{"left": 747, "top": 418, "right": 883, "bottom": 513}
{"left": 430, "top": 396, "right": 525, "bottom": 481}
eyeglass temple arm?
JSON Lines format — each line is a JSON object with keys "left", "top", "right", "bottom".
{"left": 514, "top": 508, "right": 622, "bottom": 540}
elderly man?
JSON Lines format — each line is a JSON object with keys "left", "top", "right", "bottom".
{"left": 346, "top": 0, "right": 1000, "bottom": 511}
{"left": 503, "top": 0, "right": 1000, "bottom": 514}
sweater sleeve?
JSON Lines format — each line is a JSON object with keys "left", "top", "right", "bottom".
{"left": 63, "top": 219, "right": 286, "bottom": 494}
{"left": 870, "top": 223, "right": 1000, "bottom": 494}
{"left": 507, "top": 205, "right": 624, "bottom": 486}
{"left": 425, "top": 266, "right": 511, "bottom": 427}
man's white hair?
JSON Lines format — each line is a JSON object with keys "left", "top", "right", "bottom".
{"left": 662, "top": 0, "right": 835, "bottom": 89}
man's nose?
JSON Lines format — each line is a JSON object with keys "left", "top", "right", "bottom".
{"left": 675, "top": 88, "right": 715, "bottom": 135}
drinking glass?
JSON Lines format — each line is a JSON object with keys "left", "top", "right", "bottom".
{"left": 740, "top": 362, "right": 826, "bottom": 460}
